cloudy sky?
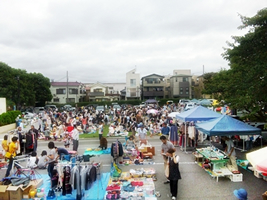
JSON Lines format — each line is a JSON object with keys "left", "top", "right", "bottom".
{"left": 0, "top": 1, "right": 266, "bottom": 83}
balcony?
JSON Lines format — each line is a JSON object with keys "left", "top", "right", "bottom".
{"left": 143, "top": 91, "right": 164, "bottom": 97}
{"left": 88, "top": 92, "right": 104, "bottom": 96}
{"left": 143, "top": 81, "right": 165, "bottom": 86}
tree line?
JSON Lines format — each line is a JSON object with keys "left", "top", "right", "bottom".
{"left": 202, "top": 8, "right": 267, "bottom": 121}
{"left": 0, "top": 62, "right": 52, "bottom": 109}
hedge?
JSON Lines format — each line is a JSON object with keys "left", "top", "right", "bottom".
{"left": 0, "top": 110, "right": 22, "bottom": 126}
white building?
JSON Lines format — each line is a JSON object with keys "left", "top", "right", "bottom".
{"left": 125, "top": 69, "right": 141, "bottom": 100}
{"left": 49, "top": 82, "right": 86, "bottom": 104}
{"left": 84, "top": 82, "right": 125, "bottom": 102}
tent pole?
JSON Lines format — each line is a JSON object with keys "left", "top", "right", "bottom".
{"left": 184, "top": 122, "right": 188, "bottom": 153}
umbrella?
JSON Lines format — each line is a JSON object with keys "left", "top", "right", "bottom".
{"left": 246, "top": 147, "right": 267, "bottom": 170}
{"left": 147, "top": 109, "right": 158, "bottom": 114}
{"left": 168, "top": 112, "right": 180, "bottom": 118}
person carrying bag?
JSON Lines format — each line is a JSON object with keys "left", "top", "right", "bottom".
{"left": 165, "top": 148, "right": 181, "bottom": 200}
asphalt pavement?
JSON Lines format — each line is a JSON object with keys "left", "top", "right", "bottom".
{"left": 0, "top": 122, "right": 266, "bottom": 199}
{"left": 24, "top": 136, "right": 267, "bottom": 200}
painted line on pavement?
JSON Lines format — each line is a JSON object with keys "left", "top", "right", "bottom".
{"left": 102, "top": 161, "right": 195, "bottom": 167}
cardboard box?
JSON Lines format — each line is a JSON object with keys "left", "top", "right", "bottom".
{"left": 7, "top": 185, "right": 23, "bottom": 200}
{"left": 7, "top": 179, "right": 43, "bottom": 200}
{"left": 147, "top": 147, "right": 155, "bottom": 155}
{"left": 0, "top": 185, "right": 10, "bottom": 200}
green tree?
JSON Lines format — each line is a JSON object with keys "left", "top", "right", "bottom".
{"left": 30, "top": 72, "right": 52, "bottom": 105}
{"left": 0, "top": 62, "right": 52, "bottom": 108}
{"left": 220, "top": 8, "right": 267, "bottom": 121}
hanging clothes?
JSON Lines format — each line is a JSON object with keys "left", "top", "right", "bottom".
{"left": 62, "top": 166, "right": 72, "bottom": 195}
{"left": 169, "top": 124, "right": 178, "bottom": 146}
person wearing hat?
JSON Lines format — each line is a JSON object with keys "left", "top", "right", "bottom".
{"left": 234, "top": 188, "right": 247, "bottom": 200}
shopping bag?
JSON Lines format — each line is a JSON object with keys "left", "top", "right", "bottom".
{"left": 111, "top": 162, "right": 122, "bottom": 177}
{"left": 165, "top": 164, "right": 169, "bottom": 178}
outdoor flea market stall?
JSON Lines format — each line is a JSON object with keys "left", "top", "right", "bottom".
{"left": 194, "top": 114, "right": 261, "bottom": 182}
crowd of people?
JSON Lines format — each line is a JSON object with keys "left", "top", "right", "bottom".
{"left": 1, "top": 102, "right": 251, "bottom": 199}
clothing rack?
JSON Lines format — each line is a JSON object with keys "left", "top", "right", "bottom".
{"left": 59, "top": 160, "right": 100, "bottom": 200}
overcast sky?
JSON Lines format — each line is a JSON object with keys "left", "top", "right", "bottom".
{"left": 0, "top": 1, "right": 266, "bottom": 83}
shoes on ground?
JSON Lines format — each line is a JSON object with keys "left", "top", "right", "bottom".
{"left": 172, "top": 197, "right": 176, "bottom": 200}
{"left": 164, "top": 180, "right": 170, "bottom": 184}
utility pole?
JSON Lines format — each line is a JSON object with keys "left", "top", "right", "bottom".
{"left": 66, "top": 71, "right": 69, "bottom": 103}
{"left": 16, "top": 76, "right": 20, "bottom": 110}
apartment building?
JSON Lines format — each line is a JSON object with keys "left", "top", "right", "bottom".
{"left": 169, "top": 70, "right": 192, "bottom": 99}
{"left": 49, "top": 81, "right": 86, "bottom": 104}
{"left": 125, "top": 69, "right": 141, "bottom": 100}
{"left": 141, "top": 74, "right": 165, "bottom": 100}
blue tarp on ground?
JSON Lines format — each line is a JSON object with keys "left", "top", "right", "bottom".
{"left": 38, "top": 173, "right": 110, "bottom": 200}
{"left": 195, "top": 114, "right": 262, "bottom": 136}
{"left": 176, "top": 105, "right": 221, "bottom": 122}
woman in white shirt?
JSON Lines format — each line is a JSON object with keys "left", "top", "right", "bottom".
{"left": 72, "top": 125, "right": 79, "bottom": 151}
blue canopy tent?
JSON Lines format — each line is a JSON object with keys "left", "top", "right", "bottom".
{"left": 195, "top": 114, "right": 261, "bottom": 136}
{"left": 176, "top": 105, "right": 221, "bottom": 121}
{"left": 176, "top": 106, "right": 222, "bottom": 152}
{"left": 195, "top": 114, "right": 262, "bottom": 151}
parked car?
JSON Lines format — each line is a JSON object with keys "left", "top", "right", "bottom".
{"left": 33, "top": 107, "right": 45, "bottom": 114}
{"left": 246, "top": 122, "right": 267, "bottom": 141}
{"left": 113, "top": 104, "right": 121, "bottom": 110}
{"left": 184, "top": 103, "right": 195, "bottom": 111}
{"left": 44, "top": 105, "right": 58, "bottom": 111}
{"left": 24, "top": 112, "right": 35, "bottom": 119}
{"left": 64, "top": 105, "right": 76, "bottom": 111}
{"left": 96, "top": 105, "right": 105, "bottom": 113}
{"left": 179, "top": 99, "right": 191, "bottom": 106}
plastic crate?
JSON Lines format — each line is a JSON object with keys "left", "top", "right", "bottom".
{"left": 230, "top": 173, "right": 243, "bottom": 182}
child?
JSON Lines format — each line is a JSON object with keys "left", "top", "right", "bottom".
{"left": 44, "top": 125, "right": 50, "bottom": 141}
{"left": 38, "top": 150, "right": 48, "bottom": 169}
{"left": 64, "top": 134, "right": 71, "bottom": 149}
{"left": 27, "top": 151, "right": 38, "bottom": 169}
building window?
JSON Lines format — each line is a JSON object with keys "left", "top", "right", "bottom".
{"left": 186, "top": 87, "right": 189, "bottom": 91}
{"left": 130, "top": 79, "right": 136, "bottom": 87}
{"left": 186, "top": 91, "right": 189, "bottom": 94}
{"left": 94, "top": 88, "right": 102, "bottom": 92}
{"left": 53, "top": 98, "right": 59, "bottom": 102}
{"left": 176, "top": 78, "right": 177, "bottom": 82}
{"left": 180, "top": 91, "right": 183, "bottom": 95}
{"left": 66, "top": 98, "right": 75, "bottom": 103}
{"left": 180, "top": 87, "right": 183, "bottom": 92}
{"left": 56, "top": 88, "right": 66, "bottom": 94}
{"left": 183, "top": 77, "right": 188, "bottom": 82}
{"left": 69, "top": 88, "right": 78, "bottom": 94}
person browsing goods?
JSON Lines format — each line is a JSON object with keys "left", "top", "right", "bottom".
{"left": 160, "top": 135, "right": 175, "bottom": 184}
